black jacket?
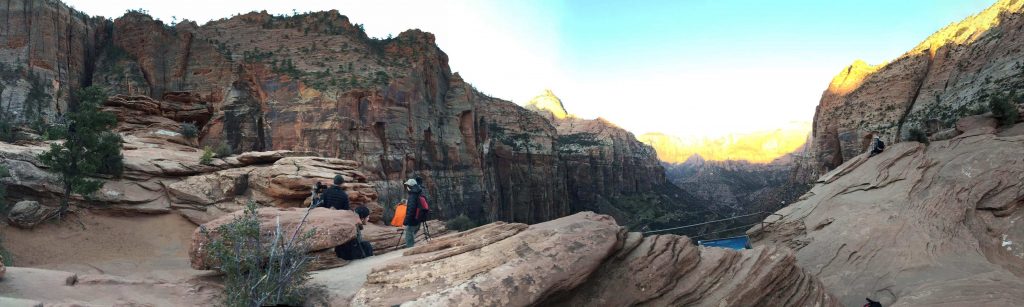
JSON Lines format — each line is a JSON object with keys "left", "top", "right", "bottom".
{"left": 404, "top": 185, "right": 423, "bottom": 226}
{"left": 320, "top": 185, "right": 350, "bottom": 210}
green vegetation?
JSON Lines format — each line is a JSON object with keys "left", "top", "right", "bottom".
{"left": 38, "top": 86, "right": 124, "bottom": 218}
{"left": 214, "top": 143, "right": 234, "bottom": 158}
{"left": 0, "top": 116, "right": 14, "bottom": 142}
{"left": 243, "top": 48, "right": 274, "bottom": 63}
{"left": 372, "top": 71, "right": 390, "bottom": 85}
{"left": 989, "top": 90, "right": 1020, "bottom": 126}
{"left": 180, "top": 122, "right": 199, "bottom": 139}
{"left": 0, "top": 235, "right": 11, "bottom": 266}
{"left": 201, "top": 201, "right": 314, "bottom": 307}
{"left": 445, "top": 214, "right": 477, "bottom": 232}
{"left": 0, "top": 165, "right": 9, "bottom": 212}
{"left": 200, "top": 146, "right": 215, "bottom": 165}
{"left": 908, "top": 128, "right": 930, "bottom": 145}
{"left": 557, "top": 132, "right": 603, "bottom": 148}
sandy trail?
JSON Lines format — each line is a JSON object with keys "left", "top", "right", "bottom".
{"left": 1, "top": 210, "right": 200, "bottom": 281}
{"left": 308, "top": 249, "right": 405, "bottom": 305}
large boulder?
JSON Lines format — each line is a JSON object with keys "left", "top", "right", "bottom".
{"left": 340, "top": 212, "right": 838, "bottom": 306}
{"left": 7, "top": 201, "right": 56, "bottom": 229}
{"left": 189, "top": 207, "right": 360, "bottom": 270}
{"left": 955, "top": 115, "right": 998, "bottom": 135}
{"left": 752, "top": 126, "right": 1024, "bottom": 306}
{"left": 352, "top": 212, "right": 621, "bottom": 306}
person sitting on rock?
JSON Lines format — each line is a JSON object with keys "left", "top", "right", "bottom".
{"left": 320, "top": 174, "right": 350, "bottom": 211}
{"left": 869, "top": 136, "right": 885, "bottom": 157}
{"left": 336, "top": 206, "right": 374, "bottom": 260}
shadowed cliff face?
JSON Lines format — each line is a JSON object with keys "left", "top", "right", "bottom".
{"left": 0, "top": 2, "right": 709, "bottom": 227}
{"left": 810, "top": 0, "right": 1024, "bottom": 173}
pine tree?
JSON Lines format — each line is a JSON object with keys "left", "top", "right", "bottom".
{"left": 38, "top": 86, "right": 123, "bottom": 218}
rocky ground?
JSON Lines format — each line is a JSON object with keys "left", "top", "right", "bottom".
{"left": 752, "top": 118, "right": 1024, "bottom": 306}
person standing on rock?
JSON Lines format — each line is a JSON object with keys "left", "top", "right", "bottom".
{"left": 320, "top": 174, "right": 350, "bottom": 211}
{"left": 403, "top": 178, "right": 424, "bottom": 248}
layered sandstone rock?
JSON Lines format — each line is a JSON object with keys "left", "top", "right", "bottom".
{"left": 318, "top": 212, "right": 839, "bottom": 306}
{"left": 811, "top": 0, "right": 1024, "bottom": 172}
{"left": 751, "top": 123, "right": 1024, "bottom": 306}
{"left": 189, "top": 207, "right": 359, "bottom": 270}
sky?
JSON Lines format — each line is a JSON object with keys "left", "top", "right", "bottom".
{"left": 66, "top": 0, "right": 996, "bottom": 138}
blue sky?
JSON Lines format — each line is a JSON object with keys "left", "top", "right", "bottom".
{"left": 67, "top": 0, "right": 996, "bottom": 138}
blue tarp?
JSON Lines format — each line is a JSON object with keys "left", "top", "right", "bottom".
{"left": 697, "top": 235, "right": 751, "bottom": 250}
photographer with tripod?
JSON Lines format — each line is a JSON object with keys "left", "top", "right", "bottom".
{"left": 401, "top": 178, "right": 431, "bottom": 248}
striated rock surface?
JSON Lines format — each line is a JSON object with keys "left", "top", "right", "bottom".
{"left": 328, "top": 212, "right": 838, "bottom": 307}
{"left": 189, "top": 207, "right": 359, "bottom": 270}
{"left": 751, "top": 124, "right": 1024, "bottom": 306}
{"left": 0, "top": 2, "right": 702, "bottom": 229}
{"left": 810, "top": 0, "right": 1024, "bottom": 172}
{"left": 0, "top": 267, "right": 219, "bottom": 306}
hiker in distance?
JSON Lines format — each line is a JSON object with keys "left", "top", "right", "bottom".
{"left": 402, "top": 178, "right": 431, "bottom": 248}
{"left": 320, "top": 174, "right": 350, "bottom": 210}
{"left": 868, "top": 135, "right": 885, "bottom": 157}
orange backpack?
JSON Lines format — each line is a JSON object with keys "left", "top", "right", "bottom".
{"left": 390, "top": 203, "right": 407, "bottom": 227}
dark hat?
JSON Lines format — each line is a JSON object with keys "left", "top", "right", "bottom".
{"left": 354, "top": 206, "right": 370, "bottom": 219}
{"left": 333, "top": 174, "right": 344, "bottom": 185}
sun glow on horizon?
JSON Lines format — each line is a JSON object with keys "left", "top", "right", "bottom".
{"left": 638, "top": 122, "right": 812, "bottom": 164}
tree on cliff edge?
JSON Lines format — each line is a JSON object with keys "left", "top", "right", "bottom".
{"left": 38, "top": 86, "right": 123, "bottom": 218}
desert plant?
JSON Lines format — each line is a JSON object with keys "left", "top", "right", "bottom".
{"left": 990, "top": 90, "right": 1020, "bottom": 126}
{"left": 0, "top": 165, "right": 9, "bottom": 212}
{"left": 200, "top": 146, "right": 215, "bottom": 165}
{"left": 180, "top": 122, "right": 199, "bottom": 139}
{"left": 215, "top": 143, "right": 233, "bottom": 158}
{"left": 908, "top": 128, "right": 930, "bottom": 145}
{"left": 445, "top": 214, "right": 477, "bottom": 232}
{"left": 201, "top": 201, "right": 315, "bottom": 307}
{"left": 38, "top": 86, "right": 123, "bottom": 218}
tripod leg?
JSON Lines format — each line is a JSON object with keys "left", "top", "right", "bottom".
{"left": 395, "top": 228, "right": 406, "bottom": 250}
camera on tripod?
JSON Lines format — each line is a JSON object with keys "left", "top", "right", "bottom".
{"left": 310, "top": 181, "right": 327, "bottom": 208}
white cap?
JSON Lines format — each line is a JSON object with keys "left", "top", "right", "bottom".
{"left": 404, "top": 179, "right": 417, "bottom": 186}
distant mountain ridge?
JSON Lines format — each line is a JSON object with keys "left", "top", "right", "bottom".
{"left": 638, "top": 122, "right": 811, "bottom": 164}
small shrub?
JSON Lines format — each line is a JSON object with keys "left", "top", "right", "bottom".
{"left": 445, "top": 214, "right": 477, "bottom": 232}
{"left": 200, "top": 146, "right": 214, "bottom": 165}
{"left": 908, "top": 128, "right": 930, "bottom": 145}
{"left": 0, "top": 165, "right": 9, "bottom": 212}
{"left": 180, "top": 122, "right": 199, "bottom": 139}
{"left": 0, "top": 119, "right": 15, "bottom": 142}
{"left": 990, "top": 91, "right": 1020, "bottom": 126}
{"left": 0, "top": 236, "right": 12, "bottom": 266}
{"left": 202, "top": 201, "right": 315, "bottom": 306}
{"left": 215, "top": 143, "right": 233, "bottom": 158}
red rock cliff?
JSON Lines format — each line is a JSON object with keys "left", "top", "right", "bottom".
{"left": 810, "top": 0, "right": 1024, "bottom": 172}
{"left": 0, "top": 2, "right": 709, "bottom": 227}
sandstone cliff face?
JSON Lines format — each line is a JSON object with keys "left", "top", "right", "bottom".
{"left": 751, "top": 122, "right": 1024, "bottom": 306}
{"left": 811, "top": 0, "right": 1024, "bottom": 171}
{"left": 0, "top": 2, "right": 690, "bottom": 227}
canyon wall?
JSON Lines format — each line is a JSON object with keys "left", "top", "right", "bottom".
{"left": 811, "top": 0, "right": 1024, "bottom": 171}
{"left": 0, "top": 1, "right": 708, "bottom": 227}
